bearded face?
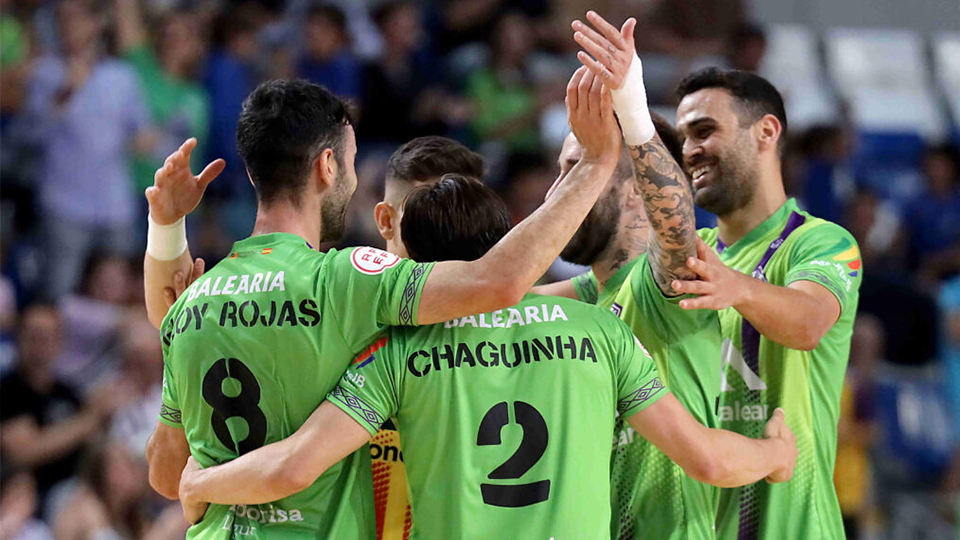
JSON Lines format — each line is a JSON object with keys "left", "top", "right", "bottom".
{"left": 559, "top": 182, "right": 622, "bottom": 266}
{"left": 678, "top": 88, "right": 762, "bottom": 217}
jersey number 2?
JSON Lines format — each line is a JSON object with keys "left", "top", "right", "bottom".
{"left": 477, "top": 401, "right": 550, "bottom": 508}
{"left": 202, "top": 358, "right": 268, "bottom": 455}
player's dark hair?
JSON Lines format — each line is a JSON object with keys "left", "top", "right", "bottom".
{"left": 676, "top": 68, "right": 788, "bottom": 154}
{"left": 386, "top": 136, "right": 484, "bottom": 184}
{"left": 237, "top": 79, "right": 353, "bottom": 206}
{"left": 401, "top": 174, "right": 511, "bottom": 263}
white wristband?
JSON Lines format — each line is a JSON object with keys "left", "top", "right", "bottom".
{"left": 147, "top": 214, "right": 187, "bottom": 261}
{"left": 610, "top": 54, "right": 656, "bottom": 146}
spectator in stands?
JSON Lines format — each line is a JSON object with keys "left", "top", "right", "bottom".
{"left": 941, "top": 276, "right": 960, "bottom": 437}
{"left": 114, "top": 0, "right": 210, "bottom": 196}
{"left": 0, "top": 305, "right": 126, "bottom": 514}
{"left": 635, "top": 0, "right": 745, "bottom": 58}
{"left": 359, "top": 1, "right": 469, "bottom": 146}
{"left": 0, "top": 467, "right": 54, "bottom": 540}
{"left": 54, "top": 438, "right": 188, "bottom": 540}
{"left": 298, "top": 4, "right": 360, "bottom": 101}
{"left": 903, "top": 143, "right": 960, "bottom": 283}
{"left": 467, "top": 11, "right": 542, "bottom": 155}
{"left": 798, "top": 124, "right": 857, "bottom": 225}
{"left": 726, "top": 22, "right": 766, "bottom": 72}
{"left": 24, "top": 0, "right": 152, "bottom": 300}
{"left": 109, "top": 315, "right": 164, "bottom": 458}
{"left": 56, "top": 254, "right": 132, "bottom": 393}
{"left": 203, "top": 5, "right": 260, "bottom": 202}
{"left": 835, "top": 315, "right": 882, "bottom": 540}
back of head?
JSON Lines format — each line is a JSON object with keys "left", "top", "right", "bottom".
{"left": 400, "top": 174, "right": 511, "bottom": 263}
{"left": 676, "top": 67, "right": 787, "bottom": 155}
{"left": 386, "top": 137, "right": 484, "bottom": 185}
{"left": 237, "top": 79, "right": 352, "bottom": 206}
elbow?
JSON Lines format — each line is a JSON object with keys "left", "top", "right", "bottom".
{"left": 273, "top": 453, "right": 320, "bottom": 495}
{"left": 685, "top": 453, "right": 733, "bottom": 488}
{"left": 793, "top": 324, "right": 828, "bottom": 351}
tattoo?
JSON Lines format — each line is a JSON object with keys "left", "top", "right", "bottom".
{"left": 629, "top": 135, "right": 697, "bottom": 295}
{"left": 609, "top": 249, "right": 630, "bottom": 273}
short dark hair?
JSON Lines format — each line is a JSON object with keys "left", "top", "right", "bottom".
{"left": 400, "top": 174, "right": 511, "bottom": 262}
{"left": 237, "top": 79, "right": 352, "bottom": 206}
{"left": 386, "top": 136, "right": 484, "bottom": 184}
{"left": 676, "top": 68, "right": 788, "bottom": 150}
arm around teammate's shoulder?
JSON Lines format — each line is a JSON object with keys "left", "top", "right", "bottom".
{"left": 146, "top": 421, "right": 191, "bottom": 500}
{"left": 178, "top": 401, "right": 370, "bottom": 514}
{"left": 627, "top": 397, "right": 796, "bottom": 487}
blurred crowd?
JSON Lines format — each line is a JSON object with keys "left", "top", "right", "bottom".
{"left": 0, "top": 0, "right": 957, "bottom": 539}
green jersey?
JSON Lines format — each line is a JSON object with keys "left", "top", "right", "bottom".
{"left": 609, "top": 254, "right": 723, "bottom": 540}
{"left": 328, "top": 294, "right": 668, "bottom": 540}
{"left": 700, "top": 199, "right": 862, "bottom": 540}
{"left": 159, "top": 234, "right": 434, "bottom": 539}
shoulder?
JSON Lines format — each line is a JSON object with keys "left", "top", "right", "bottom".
{"left": 787, "top": 216, "right": 858, "bottom": 255}
{"left": 697, "top": 226, "right": 718, "bottom": 245}
{"left": 325, "top": 246, "right": 402, "bottom": 276}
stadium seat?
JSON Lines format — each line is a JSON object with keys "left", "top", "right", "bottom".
{"left": 932, "top": 33, "right": 960, "bottom": 131}
{"left": 759, "top": 25, "right": 839, "bottom": 130}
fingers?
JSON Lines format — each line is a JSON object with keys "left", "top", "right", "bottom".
{"left": 198, "top": 159, "right": 226, "bottom": 189}
{"left": 671, "top": 279, "right": 711, "bottom": 295}
{"left": 578, "top": 68, "right": 596, "bottom": 116}
{"left": 566, "top": 66, "right": 587, "bottom": 114}
{"left": 620, "top": 17, "right": 637, "bottom": 46}
{"left": 193, "top": 258, "right": 206, "bottom": 281}
{"left": 586, "top": 11, "right": 628, "bottom": 50}
{"left": 172, "top": 270, "right": 186, "bottom": 297}
{"left": 686, "top": 255, "right": 712, "bottom": 279}
{"left": 599, "top": 83, "right": 613, "bottom": 122}
{"left": 678, "top": 296, "right": 714, "bottom": 310}
{"left": 179, "top": 137, "right": 198, "bottom": 164}
{"left": 163, "top": 287, "right": 177, "bottom": 308}
{"left": 588, "top": 69, "right": 602, "bottom": 116}
{"left": 573, "top": 27, "right": 619, "bottom": 71}
{"left": 145, "top": 186, "right": 158, "bottom": 205}
{"left": 576, "top": 51, "right": 615, "bottom": 83}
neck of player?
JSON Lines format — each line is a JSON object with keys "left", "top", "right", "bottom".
{"left": 716, "top": 162, "right": 787, "bottom": 247}
{"left": 251, "top": 199, "right": 322, "bottom": 251}
{"left": 592, "top": 211, "right": 649, "bottom": 292}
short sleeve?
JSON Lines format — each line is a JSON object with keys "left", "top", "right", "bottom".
{"left": 327, "top": 335, "right": 400, "bottom": 436}
{"left": 618, "top": 255, "right": 709, "bottom": 347}
{"left": 326, "top": 247, "right": 435, "bottom": 351}
{"left": 612, "top": 317, "right": 668, "bottom": 420}
{"left": 572, "top": 270, "right": 599, "bottom": 305}
{"left": 158, "top": 340, "right": 183, "bottom": 429}
{"left": 784, "top": 222, "right": 862, "bottom": 315}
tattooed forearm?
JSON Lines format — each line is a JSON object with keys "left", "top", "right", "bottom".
{"left": 629, "top": 134, "right": 697, "bottom": 296}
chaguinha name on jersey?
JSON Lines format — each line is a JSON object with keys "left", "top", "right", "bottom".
{"left": 406, "top": 334, "right": 598, "bottom": 377}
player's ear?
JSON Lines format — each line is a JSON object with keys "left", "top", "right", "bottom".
{"left": 314, "top": 148, "right": 338, "bottom": 192}
{"left": 756, "top": 114, "right": 782, "bottom": 154}
{"left": 374, "top": 201, "right": 397, "bottom": 241}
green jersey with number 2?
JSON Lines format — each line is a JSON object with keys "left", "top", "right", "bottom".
{"left": 329, "top": 294, "right": 668, "bottom": 540}
{"left": 158, "top": 233, "right": 434, "bottom": 540}
{"left": 701, "top": 199, "right": 861, "bottom": 540}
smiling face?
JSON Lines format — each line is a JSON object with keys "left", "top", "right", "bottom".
{"left": 677, "top": 88, "right": 760, "bottom": 217}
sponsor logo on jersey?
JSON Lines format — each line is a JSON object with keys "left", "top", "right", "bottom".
{"left": 444, "top": 304, "right": 568, "bottom": 329}
{"left": 832, "top": 244, "right": 861, "bottom": 277}
{"left": 610, "top": 302, "right": 623, "bottom": 317}
{"left": 351, "top": 247, "right": 400, "bottom": 275}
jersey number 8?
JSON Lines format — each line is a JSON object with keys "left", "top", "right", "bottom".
{"left": 477, "top": 401, "right": 550, "bottom": 508}
{"left": 202, "top": 358, "right": 268, "bottom": 455}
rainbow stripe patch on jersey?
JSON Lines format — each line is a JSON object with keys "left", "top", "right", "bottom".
{"left": 354, "top": 337, "right": 389, "bottom": 368}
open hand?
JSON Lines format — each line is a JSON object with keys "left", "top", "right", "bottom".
{"left": 565, "top": 67, "right": 621, "bottom": 164}
{"left": 179, "top": 456, "right": 208, "bottom": 524}
{"left": 763, "top": 408, "right": 797, "bottom": 483}
{"left": 673, "top": 237, "right": 752, "bottom": 310}
{"left": 572, "top": 12, "right": 638, "bottom": 91}
{"left": 146, "top": 138, "right": 225, "bottom": 225}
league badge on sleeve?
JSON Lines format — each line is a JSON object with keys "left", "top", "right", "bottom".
{"left": 351, "top": 247, "right": 401, "bottom": 275}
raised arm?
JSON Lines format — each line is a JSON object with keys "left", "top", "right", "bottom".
{"left": 572, "top": 12, "right": 697, "bottom": 296}
{"left": 415, "top": 67, "right": 621, "bottom": 324}
{"left": 629, "top": 393, "right": 796, "bottom": 487}
{"left": 143, "top": 138, "right": 224, "bottom": 328}
{"left": 178, "top": 401, "right": 370, "bottom": 522}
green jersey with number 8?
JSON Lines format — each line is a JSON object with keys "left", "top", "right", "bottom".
{"left": 328, "top": 294, "right": 668, "bottom": 540}
{"left": 158, "top": 233, "right": 434, "bottom": 539}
